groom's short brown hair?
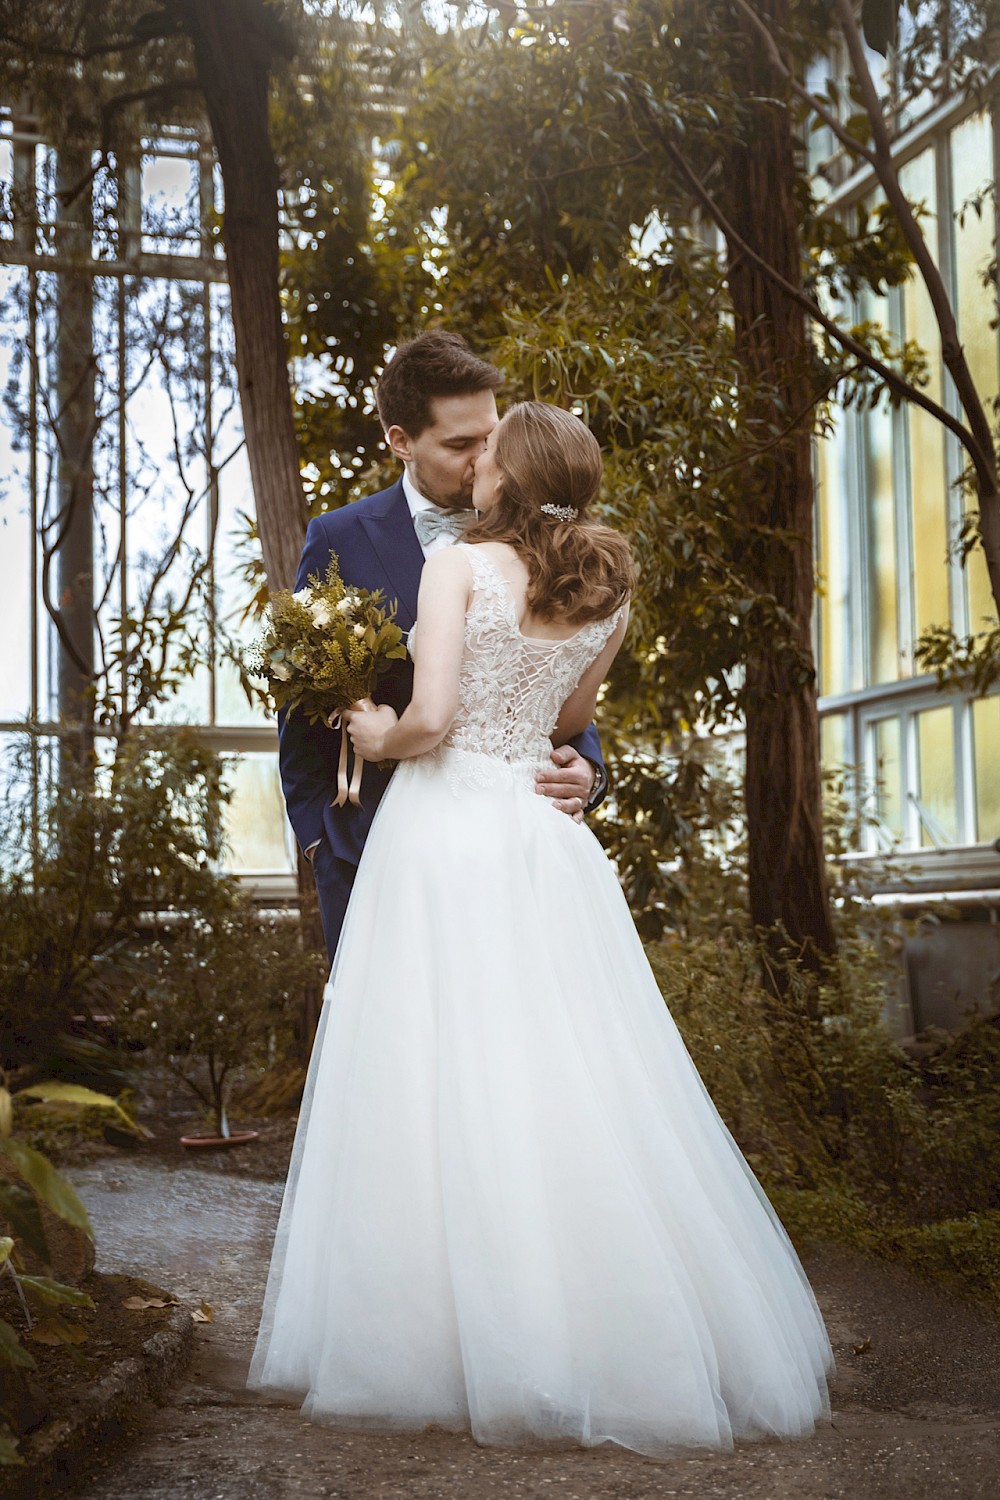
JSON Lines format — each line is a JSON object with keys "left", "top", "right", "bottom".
{"left": 376, "top": 330, "right": 502, "bottom": 438}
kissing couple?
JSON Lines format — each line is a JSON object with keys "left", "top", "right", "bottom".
{"left": 249, "top": 330, "right": 833, "bottom": 1455}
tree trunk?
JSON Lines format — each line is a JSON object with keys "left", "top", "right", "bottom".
{"left": 170, "top": 0, "right": 306, "bottom": 593}
{"left": 170, "top": 1, "right": 326, "bottom": 1021}
{"left": 722, "top": 0, "right": 836, "bottom": 988}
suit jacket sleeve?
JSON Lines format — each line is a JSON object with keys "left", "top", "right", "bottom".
{"left": 277, "top": 516, "right": 341, "bottom": 853}
{"left": 567, "top": 722, "right": 609, "bottom": 813}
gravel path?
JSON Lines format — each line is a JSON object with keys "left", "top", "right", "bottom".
{"left": 67, "top": 1156, "right": 1000, "bottom": 1500}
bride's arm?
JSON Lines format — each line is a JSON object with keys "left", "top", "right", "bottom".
{"left": 345, "top": 548, "right": 471, "bottom": 761}
{"left": 552, "top": 607, "right": 629, "bottom": 746}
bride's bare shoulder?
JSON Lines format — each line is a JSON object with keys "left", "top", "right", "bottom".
{"left": 423, "top": 544, "right": 474, "bottom": 576}
{"left": 463, "top": 540, "right": 524, "bottom": 573}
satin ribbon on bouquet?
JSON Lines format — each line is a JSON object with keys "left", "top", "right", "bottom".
{"left": 327, "top": 698, "right": 377, "bottom": 807}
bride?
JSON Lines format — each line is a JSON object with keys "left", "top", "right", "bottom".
{"left": 247, "top": 401, "right": 833, "bottom": 1455}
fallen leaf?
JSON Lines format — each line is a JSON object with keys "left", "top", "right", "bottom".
{"left": 0, "top": 1434, "right": 24, "bottom": 1466}
{"left": 122, "top": 1295, "right": 178, "bottom": 1311}
{"left": 30, "top": 1313, "right": 88, "bottom": 1346}
{"left": 191, "top": 1301, "right": 214, "bottom": 1324}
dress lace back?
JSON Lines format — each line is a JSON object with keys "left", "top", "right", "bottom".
{"left": 438, "top": 544, "right": 621, "bottom": 766}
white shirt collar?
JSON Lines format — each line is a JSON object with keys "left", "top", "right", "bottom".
{"left": 402, "top": 469, "right": 435, "bottom": 516}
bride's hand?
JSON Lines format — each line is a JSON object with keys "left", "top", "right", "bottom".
{"left": 344, "top": 701, "right": 398, "bottom": 760}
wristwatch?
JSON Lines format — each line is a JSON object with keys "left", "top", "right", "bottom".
{"left": 584, "top": 760, "right": 607, "bottom": 812}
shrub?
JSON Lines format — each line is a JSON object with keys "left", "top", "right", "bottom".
{"left": 128, "top": 891, "right": 326, "bottom": 1138}
{"left": 0, "top": 731, "right": 228, "bottom": 1082}
{"left": 649, "top": 926, "right": 1000, "bottom": 1303}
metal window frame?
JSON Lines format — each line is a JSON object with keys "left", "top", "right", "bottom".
{"left": 816, "top": 74, "right": 999, "bottom": 875}
{"left": 0, "top": 111, "right": 293, "bottom": 879}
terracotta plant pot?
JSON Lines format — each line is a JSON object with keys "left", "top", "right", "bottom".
{"left": 179, "top": 1130, "right": 260, "bottom": 1151}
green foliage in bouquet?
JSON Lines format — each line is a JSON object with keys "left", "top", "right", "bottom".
{"left": 244, "top": 558, "right": 408, "bottom": 724}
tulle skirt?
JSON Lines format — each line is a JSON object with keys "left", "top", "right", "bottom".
{"left": 247, "top": 747, "right": 832, "bottom": 1455}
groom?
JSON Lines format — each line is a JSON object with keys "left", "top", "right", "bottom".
{"left": 279, "top": 331, "right": 609, "bottom": 961}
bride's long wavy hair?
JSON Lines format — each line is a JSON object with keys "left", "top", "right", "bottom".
{"left": 463, "top": 402, "right": 635, "bottom": 624}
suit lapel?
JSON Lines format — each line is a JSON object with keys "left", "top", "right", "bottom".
{"left": 358, "top": 480, "right": 425, "bottom": 629}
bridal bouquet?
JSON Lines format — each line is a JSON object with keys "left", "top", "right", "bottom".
{"left": 245, "top": 557, "right": 408, "bottom": 806}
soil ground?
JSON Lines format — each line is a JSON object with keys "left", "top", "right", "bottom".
{"left": 0, "top": 1270, "right": 178, "bottom": 1460}
{"left": 44, "top": 1118, "right": 1000, "bottom": 1500}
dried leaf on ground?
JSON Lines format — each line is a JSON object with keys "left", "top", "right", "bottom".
{"left": 29, "top": 1313, "right": 87, "bottom": 1346}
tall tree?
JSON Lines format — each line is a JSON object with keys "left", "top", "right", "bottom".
{"left": 165, "top": 0, "right": 307, "bottom": 592}
{"left": 0, "top": 0, "right": 311, "bottom": 593}
{"left": 719, "top": 0, "right": 835, "bottom": 973}
{"left": 372, "top": 2, "right": 841, "bottom": 975}
{"left": 370, "top": 0, "right": 999, "bottom": 971}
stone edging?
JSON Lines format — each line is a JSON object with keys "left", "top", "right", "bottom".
{"left": 0, "top": 1304, "right": 194, "bottom": 1499}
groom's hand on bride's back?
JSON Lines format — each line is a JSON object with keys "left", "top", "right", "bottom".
{"left": 536, "top": 745, "right": 598, "bottom": 824}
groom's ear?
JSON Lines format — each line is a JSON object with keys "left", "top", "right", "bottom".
{"left": 386, "top": 425, "right": 412, "bottom": 462}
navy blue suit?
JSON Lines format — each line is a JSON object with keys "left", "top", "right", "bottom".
{"left": 279, "top": 479, "right": 607, "bottom": 960}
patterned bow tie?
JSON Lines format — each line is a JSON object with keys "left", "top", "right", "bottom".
{"left": 412, "top": 507, "right": 478, "bottom": 547}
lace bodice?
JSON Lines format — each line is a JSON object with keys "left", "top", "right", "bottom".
{"left": 412, "top": 544, "right": 621, "bottom": 767}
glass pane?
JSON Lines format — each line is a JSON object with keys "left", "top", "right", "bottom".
{"left": 0, "top": 733, "right": 61, "bottom": 876}
{"left": 214, "top": 444, "right": 267, "bottom": 726}
{"left": 860, "top": 285, "right": 899, "bottom": 683}
{"left": 873, "top": 716, "right": 903, "bottom": 841}
{"left": 804, "top": 56, "right": 836, "bottom": 197}
{"left": 0, "top": 265, "right": 32, "bottom": 720}
{"left": 816, "top": 413, "right": 849, "bottom": 696}
{"left": 0, "top": 132, "right": 12, "bottom": 241}
{"left": 820, "top": 712, "right": 847, "bottom": 769}
{"left": 221, "top": 751, "right": 294, "bottom": 874}
{"left": 33, "top": 271, "right": 58, "bottom": 721}
{"left": 124, "top": 278, "right": 210, "bottom": 723}
{"left": 0, "top": 732, "right": 35, "bottom": 872}
{"left": 211, "top": 283, "right": 270, "bottom": 727}
{"left": 91, "top": 156, "right": 118, "bottom": 263}
{"left": 141, "top": 150, "right": 199, "bottom": 256}
{"left": 35, "top": 147, "right": 57, "bottom": 256}
{"left": 950, "top": 113, "right": 999, "bottom": 632}
{"left": 916, "top": 704, "right": 958, "bottom": 846}
{"left": 899, "top": 149, "right": 950, "bottom": 641}
{"left": 972, "top": 695, "right": 1000, "bottom": 843}
{"left": 897, "top": 3, "right": 939, "bottom": 127}
{"left": 92, "top": 277, "right": 124, "bottom": 715}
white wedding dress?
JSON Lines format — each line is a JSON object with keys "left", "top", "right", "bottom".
{"left": 248, "top": 544, "right": 833, "bottom": 1455}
